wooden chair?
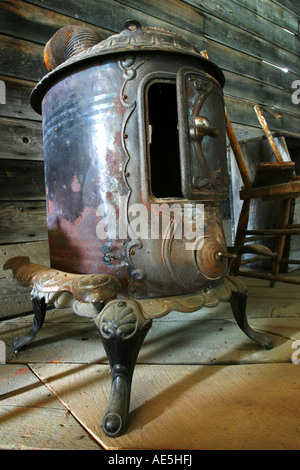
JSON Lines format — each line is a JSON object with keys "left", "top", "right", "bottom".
{"left": 199, "top": 50, "right": 300, "bottom": 286}
{"left": 228, "top": 105, "right": 300, "bottom": 286}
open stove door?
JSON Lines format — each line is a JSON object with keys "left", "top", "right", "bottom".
{"left": 177, "top": 67, "right": 228, "bottom": 201}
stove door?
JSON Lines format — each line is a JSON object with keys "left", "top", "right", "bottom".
{"left": 177, "top": 67, "right": 228, "bottom": 200}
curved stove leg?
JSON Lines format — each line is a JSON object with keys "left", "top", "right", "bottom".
{"left": 95, "top": 299, "right": 152, "bottom": 437}
{"left": 230, "top": 290, "right": 273, "bottom": 350}
{"left": 13, "top": 291, "right": 47, "bottom": 352}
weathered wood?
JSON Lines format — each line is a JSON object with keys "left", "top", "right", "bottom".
{"left": 0, "top": 364, "right": 101, "bottom": 450}
{"left": 225, "top": 106, "right": 252, "bottom": 189}
{"left": 272, "top": 0, "right": 300, "bottom": 18}
{"left": 30, "top": 362, "right": 300, "bottom": 449}
{"left": 240, "top": 179, "right": 300, "bottom": 200}
{"left": 0, "top": 75, "right": 41, "bottom": 121}
{"left": 24, "top": 0, "right": 175, "bottom": 34}
{"left": 29, "top": 0, "right": 300, "bottom": 65}
{"left": 0, "top": 201, "right": 47, "bottom": 244}
{"left": 23, "top": 0, "right": 300, "bottom": 81}
{"left": 0, "top": 0, "right": 111, "bottom": 45}
{"left": 0, "top": 159, "right": 45, "bottom": 201}
{"left": 116, "top": 1, "right": 300, "bottom": 103}
{"left": 0, "top": 117, "right": 43, "bottom": 160}
{"left": 0, "top": 34, "right": 46, "bottom": 81}
{"left": 246, "top": 228, "right": 300, "bottom": 236}
{"left": 232, "top": 0, "right": 299, "bottom": 33}
{"left": 223, "top": 71, "right": 298, "bottom": 116}
{"left": 270, "top": 198, "right": 292, "bottom": 286}
{"left": 0, "top": 240, "right": 49, "bottom": 319}
{"left": 114, "top": 0, "right": 205, "bottom": 36}
{"left": 225, "top": 98, "right": 300, "bottom": 137}
{"left": 252, "top": 162, "right": 295, "bottom": 187}
{"left": 280, "top": 259, "right": 300, "bottom": 264}
{"left": 210, "top": 41, "right": 298, "bottom": 93}
{"left": 230, "top": 199, "right": 250, "bottom": 275}
{"left": 254, "top": 105, "right": 286, "bottom": 162}
{"left": 0, "top": 25, "right": 297, "bottom": 97}
{"left": 226, "top": 124, "right": 264, "bottom": 142}
{"left": 184, "top": 0, "right": 300, "bottom": 56}
{"left": 204, "top": 15, "right": 299, "bottom": 74}
{"left": 238, "top": 270, "right": 300, "bottom": 285}
{"left": 112, "top": 1, "right": 300, "bottom": 70}
{"left": 122, "top": 0, "right": 300, "bottom": 57}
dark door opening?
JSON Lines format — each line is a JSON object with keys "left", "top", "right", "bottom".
{"left": 147, "top": 81, "right": 183, "bottom": 198}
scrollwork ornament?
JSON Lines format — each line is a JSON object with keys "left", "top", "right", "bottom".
{"left": 119, "top": 56, "right": 137, "bottom": 80}
{"left": 97, "top": 300, "right": 137, "bottom": 340}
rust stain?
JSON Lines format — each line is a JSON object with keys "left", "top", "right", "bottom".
{"left": 13, "top": 367, "right": 28, "bottom": 376}
{"left": 105, "top": 148, "right": 122, "bottom": 175}
{"left": 113, "top": 130, "right": 122, "bottom": 148}
{"left": 71, "top": 175, "right": 81, "bottom": 192}
{"left": 48, "top": 199, "right": 54, "bottom": 214}
{"left": 113, "top": 93, "right": 124, "bottom": 116}
{"left": 47, "top": 206, "right": 130, "bottom": 290}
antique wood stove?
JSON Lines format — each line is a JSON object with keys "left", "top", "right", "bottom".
{"left": 4, "top": 21, "right": 273, "bottom": 438}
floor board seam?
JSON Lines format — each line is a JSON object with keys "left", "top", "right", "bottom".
{"left": 27, "top": 363, "right": 106, "bottom": 450}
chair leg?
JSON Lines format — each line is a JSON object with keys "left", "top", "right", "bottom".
{"left": 230, "top": 199, "right": 250, "bottom": 276}
{"left": 270, "top": 199, "right": 291, "bottom": 287}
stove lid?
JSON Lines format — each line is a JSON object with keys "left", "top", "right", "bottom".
{"left": 30, "top": 20, "right": 225, "bottom": 114}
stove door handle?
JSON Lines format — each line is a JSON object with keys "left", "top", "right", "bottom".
{"left": 190, "top": 116, "right": 219, "bottom": 141}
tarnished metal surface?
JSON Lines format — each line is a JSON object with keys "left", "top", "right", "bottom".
{"left": 177, "top": 67, "right": 228, "bottom": 200}
{"left": 138, "top": 274, "right": 247, "bottom": 319}
{"left": 29, "top": 21, "right": 231, "bottom": 299}
{"left": 41, "top": 60, "right": 130, "bottom": 291}
{"left": 31, "top": 20, "right": 224, "bottom": 113}
{"left": 44, "top": 26, "right": 103, "bottom": 71}
{"left": 3, "top": 256, "right": 121, "bottom": 303}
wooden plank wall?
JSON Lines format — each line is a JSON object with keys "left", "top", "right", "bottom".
{"left": 0, "top": 0, "right": 299, "bottom": 319}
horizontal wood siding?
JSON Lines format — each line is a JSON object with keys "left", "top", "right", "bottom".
{"left": 0, "top": 0, "right": 299, "bottom": 319}
{"left": 231, "top": 0, "right": 299, "bottom": 33}
{"left": 0, "top": 117, "right": 43, "bottom": 159}
{"left": 0, "top": 75, "right": 41, "bottom": 121}
{"left": 0, "top": 201, "right": 47, "bottom": 244}
{"left": 0, "top": 159, "right": 45, "bottom": 200}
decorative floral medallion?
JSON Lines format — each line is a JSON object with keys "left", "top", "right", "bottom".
{"left": 98, "top": 300, "right": 139, "bottom": 339}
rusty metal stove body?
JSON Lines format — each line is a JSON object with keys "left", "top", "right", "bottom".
{"left": 4, "top": 21, "right": 273, "bottom": 438}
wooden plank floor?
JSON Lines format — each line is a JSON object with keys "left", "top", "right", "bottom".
{"left": 0, "top": 274, "right": 300, "bottom": 450}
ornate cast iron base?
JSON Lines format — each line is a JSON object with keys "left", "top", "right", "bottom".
{"left": 4, "top": 256, "right": 273, "bottom": 437}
